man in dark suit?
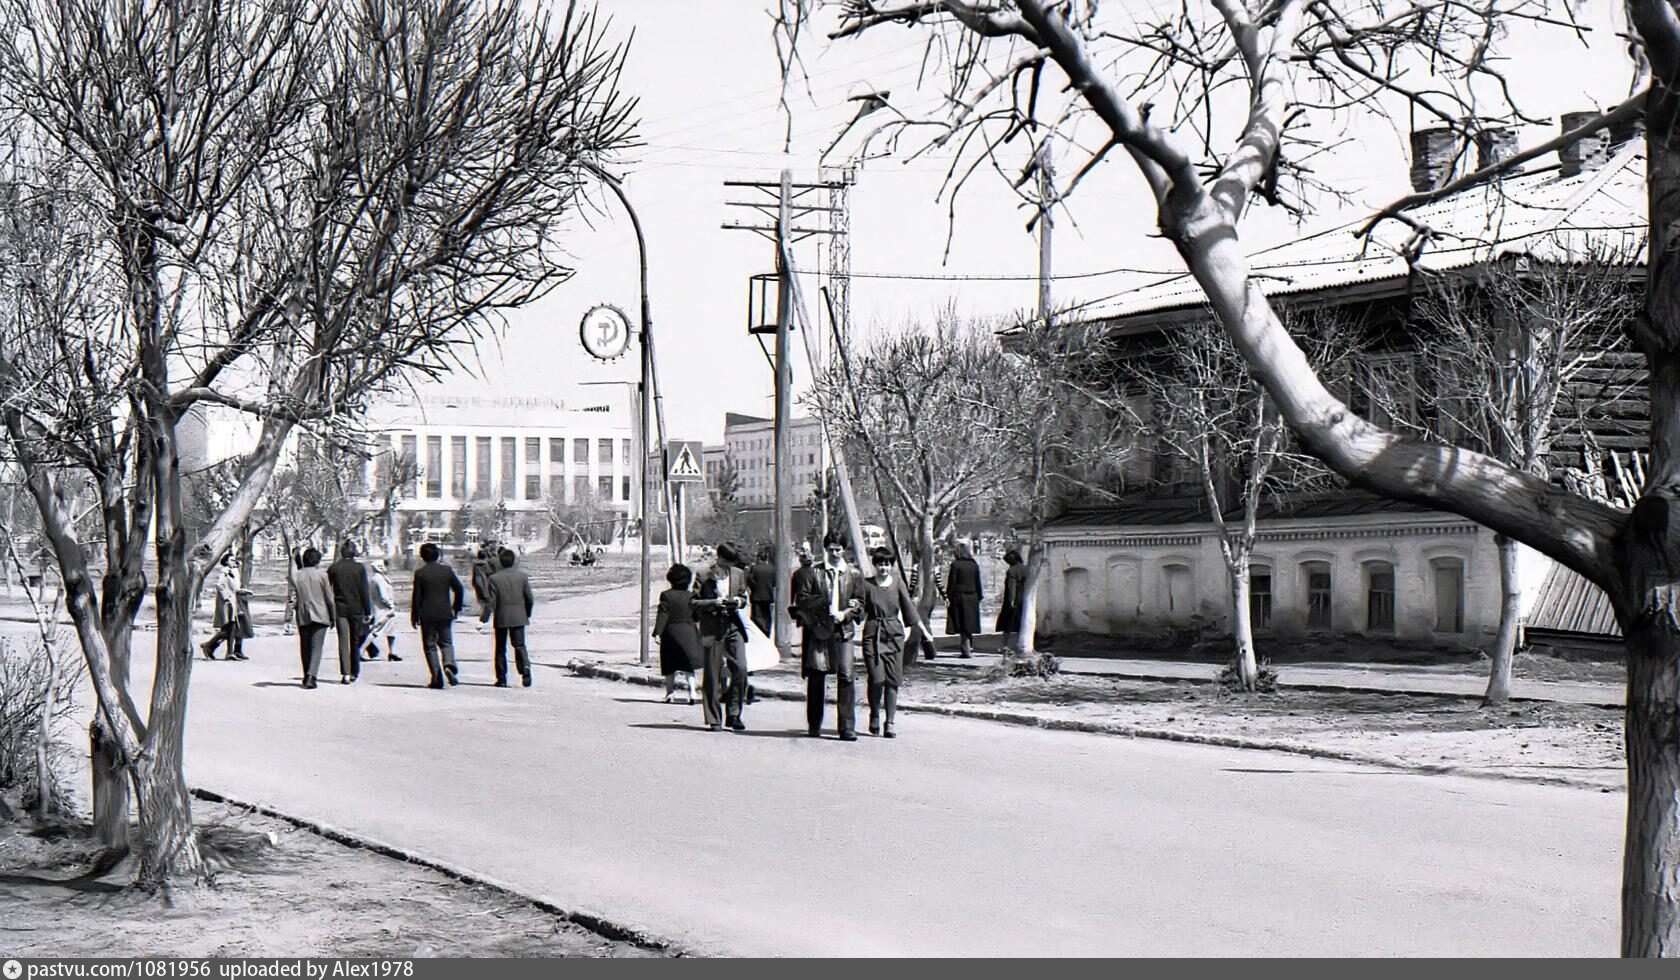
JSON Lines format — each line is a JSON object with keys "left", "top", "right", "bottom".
{"left": 483, "top": 547, "right": 536, "bottom": 687}
{"left": 745, "top": 544, "right": 776, "bottom": 636}
{"left": 327, "top": 539, "right": 373, "bottom": 684}
{"left": 695, "top": 543, "right": 752, "bottom": 731}
{"left": 794, "top": 532, "right": 865, "bottom": 740}
{"left": 410, "top": 542, "right": 465, "bottom": 690}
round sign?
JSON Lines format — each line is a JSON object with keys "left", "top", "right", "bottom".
{"left": 580, "top": 304, "right": 633, "bottom": 361}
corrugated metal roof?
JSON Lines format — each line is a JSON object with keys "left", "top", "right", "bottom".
{"left": 1082, "top": 144, "right": 1646, "bottom": 323}
{"left": 1046, "top": 492, "right": 1439, "bottom": 529}
{"left": 1526, "top": 562, "right": 1621, "bottom": 637}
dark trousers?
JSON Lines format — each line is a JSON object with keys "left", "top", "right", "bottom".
{"left": 805, "top": 637, "right": 857, "bottom": 736}
{"left": 205, "top": 620, "right": 242, "bottom": 658}
{"left": 493, "top": 625, "right": 529, "bottom": 683}
{"left": 749, "top": 600, "right": 772, "bottom": 636}
{"left": 298, "top": 623, "right": 328, "bottom": 680}
{"left": 702, "top": 631, "right": 748, "bottom": 728}
{"left": 420, "top": 622, "right": 458, "bottom": 684}
{"left": 336, "top": 616, "right": 368, "bottom": 679}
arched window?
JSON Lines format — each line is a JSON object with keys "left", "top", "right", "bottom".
{"left": 1365, "top": 561, "right": 1396, "bottom": 632}
{"left": 1301, "top": 561, "right": 1332, "bottom": 629}
{"left": 1432, "top": 558, "right": 1465, "bottom": 633}
{"left": 1161, "top": 563, "right": 1194, "bottom": 624}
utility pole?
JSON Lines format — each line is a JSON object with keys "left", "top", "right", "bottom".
{"left": 722, "top": 173, "right": 843, "bottom": 655}
{"left": 1037, "top": 142, "right": 1054, "bottom": 327}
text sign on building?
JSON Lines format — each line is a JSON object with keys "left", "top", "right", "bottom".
{"left": 667, "top": 441, "right": 706, "bottom": 483}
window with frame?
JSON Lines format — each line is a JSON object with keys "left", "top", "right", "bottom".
{"left": 621, "top": 476, "right": 631, "bottom": 502}
{"left": 501, "top": 439, "right": 517, "bottom": 500}
{"left": 1366, "top": 561, "right": 1396, "bottom": 632}
{"left": 598, "top": 438, "right": 613, "bottom": 465}
{"left": 450, "top": 437, "right": 467, "bottom": 499}
{"left": 425, "top": 436, "right": 443, "bottom": 498}
{"left": 597, "top": 475, "right": 613, "bottom": 500}
{"left": 1350, "top": 353, "right": 1419, "bottom": 430}
{"left": 573, "top": 438, "right": 589, "bottom": 467}
{"left": 399, "top": 435, "right": 418, "bottom": 497}
{"left": 1249, "top": 568, "right": 1273, "bottom": 630}
{"left": 475, "top": 437, "right": 492, "bottom": 497}
{"left": 1303, "top": 561, "right": 1332, "bottom": 629}
{"left": 1432, "top": 558, "right": 1465, "bottom": 633}
{"left": 525, "top": 438, "right": 541, "bottom": 499}
{"left": 572, "top": 475, "right": 589, "bottom": 503}
{"left": 621, "top": 439, "right": 631, "bottom": 466}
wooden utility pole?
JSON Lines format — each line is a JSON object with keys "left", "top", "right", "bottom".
{"left": 1037, "top": 143, "right": 1054, "bottom": 327}
{"left": 772, "top": 169, "right": 794, "bottom": 654}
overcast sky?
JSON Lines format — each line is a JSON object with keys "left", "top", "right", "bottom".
{"left": 422, "top": 0, "right": 1638, "bottom": 446}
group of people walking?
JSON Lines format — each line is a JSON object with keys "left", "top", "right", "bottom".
{"left": 654, "top": 533, "right": 925, "bottom": 741}
{"left": 264, "top": 538, "right": 534, "bottom": 690}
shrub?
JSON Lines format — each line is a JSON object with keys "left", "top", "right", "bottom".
{"left": 0, "top": 637, "right": 83, "bottom": 816}
{"left": 985, "top": 651, "right": 1061, "bottom": 681}
{"left": 1216, "top": 657, "right": 1279, "bottom": 693}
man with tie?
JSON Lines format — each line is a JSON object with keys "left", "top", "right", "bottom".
{"left": 793, "top": 532, "right": 865, "bottom": 740}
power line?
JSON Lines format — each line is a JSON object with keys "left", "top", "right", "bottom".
{"left": 790, "top": 263, "right": 1185, "bottom": 282}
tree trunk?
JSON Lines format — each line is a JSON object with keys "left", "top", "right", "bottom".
{"left": 905, "top": 514, "right": 939, "bottom": 661}
{"left": 134, "top": 526, "right": 204, "bottom": 886}
{"left": 34, "top": 628, "right": 58, "bottom": 819}
{"left": 1621, "top": 616, "right": 1680, "bottom": 956}
{"left": 1484, "top": 534, "right": 1521, "bottom": 706}
{"left": 1017, "top": 540, "right": 1046, "bottom": 655}
{"left": 91, "top": 610, "right": 141, "bottom": 850}
{"left": 1227, "top": 552, "right": 1258, "bottom": 691}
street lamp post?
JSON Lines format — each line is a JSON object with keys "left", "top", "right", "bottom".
{"left": 585, "top": 163, "right": 677, "bottom": 667}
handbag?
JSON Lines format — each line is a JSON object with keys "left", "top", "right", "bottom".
{"left": 944, "top": 603, "right": 958, "bottom": 635}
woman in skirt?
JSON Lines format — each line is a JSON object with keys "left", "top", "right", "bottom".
{"left": 653, "top": 563, "right": 703, "bottom": 704}
{"left": 861, "top": 547, "right": 919, "bottom": 738}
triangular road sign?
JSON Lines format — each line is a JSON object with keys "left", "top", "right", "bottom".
{"left": 668, "top": 441, "right": 704, "bottom": 481}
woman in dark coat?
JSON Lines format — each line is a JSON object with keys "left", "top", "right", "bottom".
{"left": 654, "top": 563, "right": 703, "bottom": 704}
{"left": 861, "top": 547, "right": 919, "bottom": 738}
{"left": 945, "top": 540, "right": 983, "bottom": 658}
{"left": 995, "top": 549, "right": 1026, "bottom": 652}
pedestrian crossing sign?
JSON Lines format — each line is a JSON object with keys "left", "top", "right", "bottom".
{"left": 667, "top": 441, "right": 705, "bottom": 483}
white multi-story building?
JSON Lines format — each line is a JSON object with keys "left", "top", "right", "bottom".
{"left": 360, "top": 392, "right": 636, "bottom": 546}
{"left": 724, "top": 412, "right": 826, "bottom": 506}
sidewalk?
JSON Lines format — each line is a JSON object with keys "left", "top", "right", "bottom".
{"left": 561, "top": 628, "right": 1626, "bottom": 708}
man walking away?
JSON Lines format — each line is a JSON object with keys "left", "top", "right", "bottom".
{"left": 363, "top": 558, "right": 402, "bottom": 661}
{"left": 411, "top": 542, "right": 465, "bottom": 689}
{"left": 794, "top": 532, "right": 865, "bottom": 740}
{"left": 746, "top": 544, "right": 775, "bottom": 637}
{"left": 483, "top": 547, "right": 536, "bottom": 687}
{"left": 293, "top": 547, "right": 335, "bottom": 689}
{"left": 328, "top": 539, "right": 374, "bottom": 684}
{"left": 471, "top": 543, "right": 497, "bottom": 634}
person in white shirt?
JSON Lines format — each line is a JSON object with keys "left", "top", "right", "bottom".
{"left": 362, "top": 558, "right": 403, "bottom": 662}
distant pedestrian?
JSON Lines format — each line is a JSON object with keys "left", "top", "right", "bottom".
{"left": 996, "top": 549, "right": 1026, "bottom": 654}
{"left": 745, "top": 544, "right": 776, "bottom": 636}
{"left": 470, "top": 543, "right": 497, "bottom": 634}
{"left": 363, "top": 558, "right": 402, "bottom": 662}
{"left": 654, "top": 563, "right": 702, "bottom": 704}
{"left": 694, "top": 543, "right": 751, "bottom": 731}
{"left": 794, "top": 532, "right": 865, "bottom": 740}
{"left": 861, "top": 547, "right": 918, "bottom": 739}
{"left": 200, "top": 554, "right": 249, "bottom": 661}
{"left": 293, "top": 547, "right": 335, "bottom": 689}
{"left": 328, "top": 539, "right": 374, "bottom": 684}
{"left": 410, "top": 542, "right": 465, "bottom": 689}
{"left": 483, "top": 547, "right": 536, "bottom": 687}
{"left": 946, "top": 540, "right": 983, "bottom": 658}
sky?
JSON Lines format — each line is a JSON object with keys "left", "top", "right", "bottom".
{"left": 422, "top": 0, "right": 1641, "bottom": 446}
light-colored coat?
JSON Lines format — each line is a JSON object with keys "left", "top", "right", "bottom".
{"left": 293, "top": 566, "right": 336, "bottom": 627}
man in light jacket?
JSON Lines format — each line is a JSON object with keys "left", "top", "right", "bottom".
{"left": 292, "top": 547, "right": 336, "bottom": 690}
{"left": 482, "top": 547, "right": 536, "bottom": 687}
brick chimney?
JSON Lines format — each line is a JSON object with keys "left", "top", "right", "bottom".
{"left": 1475, "top": 127, "right": 1519, "bottom": 169}
{"left": 1409, "top": 128, "right": 1459, "bottom": 192}
{"left": 1559, "top": 111, "right": 1612, "bottom": 177}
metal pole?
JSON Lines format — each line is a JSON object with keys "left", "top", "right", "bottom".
{"left": 586, "top": 163, "right": 663, "bottom": 666}
{"left": 772, "top": 169, "right": 794, "bottom": 655}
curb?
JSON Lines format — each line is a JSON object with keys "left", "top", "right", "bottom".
{"left": 564, "top": 660, "right": 1617, "bottom": 794}
{"left": 189, "top": 786, "right": 686, "bottom": 956}
{"left": 921, "top": 657, "right": 1624, "bottom": 710}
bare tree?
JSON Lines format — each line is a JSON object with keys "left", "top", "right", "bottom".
{"left": 791, "top": 0, "right": 1680, "bottom": 953}
{"left": 806, "top": 313, "right": 1026, "bottom": 619}
{"left": 1408, "top": 244, "right": 1643, "bottom": 705}
{"left": 0, "top": 0, "right": 633, "bottom": 887}
{"left": 1131, "top": 313, "right": 1349, "bottom": 690}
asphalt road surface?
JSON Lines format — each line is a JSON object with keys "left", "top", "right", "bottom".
{"left": 137, "top": 623, "right": 1625, "bottom": 957}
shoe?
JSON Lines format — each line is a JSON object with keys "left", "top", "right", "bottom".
{"left": 839, "top": 732, "right": 858, "bottom": 742}
{"left": 521, "top": 672, "right": 532, "bottom": 688}
{"left": 340, "top": 677, "right": 350, "bottom": 685}
{"left": 428, "top": 679, "right": 445, "bottom": 690}
{"left": 662, "top": 692, "right": 674, "bottom": 703}
{"left": 445, "top": 668, "right": 459, "bottom": 687}
{"left": 707, "top": 724, "right": 723, "bottom": 732}
{"left": 363, "top": 650, "right": 380, "bottom": 661}
{"left": 868, "top": 717, "right": 881, "bottom": 737}
{"left": 883, "top": 728, "right": 896, "bottom": 739}
{"left": 201, "top": 643, "right": 216, "bottom": 661}
{"left": 302, "top": 677, "right": 317, "bottom": 689}
{"left": 388, "top": 653, "right": 402, "bottom": 662}
{"left": 233, "top": 652, "right": 249, "bottom": 661}
{"left": 494, "top": 679, "right": 509, "bottom": 688}
{"left": 475, "top": 622, "right": 489, "bottom": 634}
{"left": 807, "top": 729, "right": 821, "bottom": 738}
{"left": 728, "top": 718, "right": 745, "bottom": 731}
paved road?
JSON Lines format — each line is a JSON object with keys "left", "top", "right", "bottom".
{"left": 144, "top": 626, "right": 1624, "bottom": 957}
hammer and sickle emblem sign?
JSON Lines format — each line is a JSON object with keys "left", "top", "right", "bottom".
{"left": 579, "top": 305, "right": 631, "bottom": 361}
